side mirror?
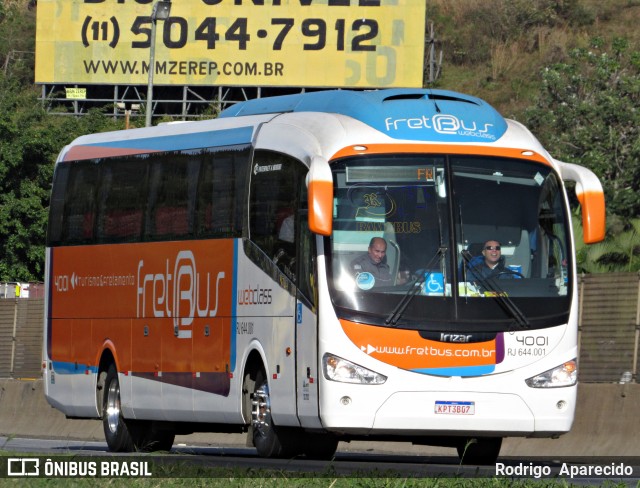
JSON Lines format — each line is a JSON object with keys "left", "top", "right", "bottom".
{"left": 557, "top": 160, "right": 606, "bottom": 244}
{"left": 307, "top": 156, "right": 333, "bottom": 236}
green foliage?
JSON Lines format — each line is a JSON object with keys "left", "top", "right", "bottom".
{"left": 523, "top": 37, "right": 640, "bottom": 220}
{"left": 0, "top": 74, "right": 121, "bottom": 281}
{"left": 0, "top": 1, "right": 36, "bottom": 85}
{"left": 573, "top": 214, "right": 640, "bottom": 273}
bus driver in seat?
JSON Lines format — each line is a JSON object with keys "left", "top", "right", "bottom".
{"left": 351, "top": 237, "right": 391, "bottom": 282}
{"left": 465, "top": 239, "right": 516, "bottom": 282}
{"left": 350, "top": 237, "right": 409, "bottom": 288}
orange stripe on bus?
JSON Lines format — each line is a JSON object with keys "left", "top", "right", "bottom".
{"left": 331, "top": 144, "right": 552, "bottom": 166}
{"left": 340, "top": 319, "right": 499, "bottom": 370}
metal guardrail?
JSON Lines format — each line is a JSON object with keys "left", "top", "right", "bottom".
{"left": 1, "top": 273, "right": 639, "bottom": 381}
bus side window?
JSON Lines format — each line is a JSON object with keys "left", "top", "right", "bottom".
{"left": 196, "top": 147, "right": 249, "bottom": 239}
{"left": 47, "top": 163, "right": 70, "bottom": 246}
{"left": 61, "top": 162, "right": 99, "bottom": 245}
{"left": 249, "top": 151, "right": 305, "bottom": 281}
{"left": 96, "top": 159, "right": 148, "bottom": 243}
{"left": 145, "top": 155, "right": 197, "bottom": 241}
{"left": 297, "top": 184, "right": 317, "bottom": 308}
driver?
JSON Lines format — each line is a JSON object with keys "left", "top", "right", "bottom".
{"left": 465, "top": 240, "right": 516, "bottom": 282}
{"left": 350, "top": 237, "right": 393, "bottom": 287}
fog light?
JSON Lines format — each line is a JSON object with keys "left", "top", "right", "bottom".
{"left": 556, "top": 400, "right": 567, "bottom": 410}
{"left": 340, "top": 396, "right": 352, "bottom": 406}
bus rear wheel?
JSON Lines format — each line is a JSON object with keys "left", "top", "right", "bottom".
{"left": 102, "top": 364, "right": 137, "bottom": 452}
{"left": 102, "top": 364, "right": 175, "bottom": 452}
{"left": 251, "top": 370, "right": 297, "bottom": 458}
{"left": 456, "top": 436, "right": 502, "bottom": 465}
{"left": 138, "top": 422, "right": 175, "bottom": 452}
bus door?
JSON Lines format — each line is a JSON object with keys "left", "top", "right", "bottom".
{"left": 294, "top": 210, "right": 322, "bottom": 428}
{"left": 249, "top": 151, "right": 315, "bottom": 427}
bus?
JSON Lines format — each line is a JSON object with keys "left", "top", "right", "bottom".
{"left": 43, "top": 89, "right": 605, "bottom": 464}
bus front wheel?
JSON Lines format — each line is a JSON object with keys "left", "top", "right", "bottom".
{"left": 251, "top": 369, "right": 296, "bottom": 458}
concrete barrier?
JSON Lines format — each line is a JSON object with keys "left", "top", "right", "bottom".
{"left": 1, "top": 379, "right": 637, "bottom": 457}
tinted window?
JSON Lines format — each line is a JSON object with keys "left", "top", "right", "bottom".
{"left": 196, "top": 146, "right": 250, "bottom": 238}
{"left": 146, "top": 155, "right": 198, "bottom": 241}
{"left": 96, "top": 159, "right": 148, "bottom": 243}
{"left": 47, "top": 145, "right": 251, "bottom": 247}
{"left": 48, "top": 162, "right": 100, "bottom": 246}
{"left": 249, "top": 151, "right": 307, "bottom": 281}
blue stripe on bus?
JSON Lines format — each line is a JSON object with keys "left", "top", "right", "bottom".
{"left": 81, "top": 126, "right": 254, "bottom": 153}
{"left": 52, "top": 361, "right": 98, "bottom": 375}
{"left": 229, "top": 238, "right": 238, "bottom": 373}
{"left": 412, "top": 364, "right": 496, "bottom": 377}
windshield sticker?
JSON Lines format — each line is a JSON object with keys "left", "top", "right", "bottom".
{"left": 253, "top": 163, "right": 282, "bottom": 175}
{"left": 355, "top": 272, "right": 375, "bottom": 290}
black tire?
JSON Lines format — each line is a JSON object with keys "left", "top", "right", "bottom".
{"left": 102, "top": 365, "right": 175, "bottom": 452}
{"left": 456, "top": 437, "right": 502, "bottom": 465}
{"left": 251, "top": 369, "right": 296, "bottom": 458}
{"left": 301, "top": 432, "right": 339, "bottom": 460}
{"left": 139, "top": 422, "right": 175, "bottom": 452}
{"left": 102, "top": 364, "right": 137, "bottom": 452}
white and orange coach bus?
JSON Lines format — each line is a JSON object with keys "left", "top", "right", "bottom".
{"left": 44, "top": 89, "right": 605, "bottom": 464}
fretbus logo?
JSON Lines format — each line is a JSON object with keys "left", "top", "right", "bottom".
{"left": 136, "top": 250, "right": 226, "bottom": 339}
{"left": 384, "top": 114, "right": 496, "bottom": 140}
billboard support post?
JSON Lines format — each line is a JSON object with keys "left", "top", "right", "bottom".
{"left": 145, "top": 0, "right": 172, "bottom": 127}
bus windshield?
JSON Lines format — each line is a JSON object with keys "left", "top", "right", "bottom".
{"left": 326, "top": 154, "right": 572, "bottom": 332}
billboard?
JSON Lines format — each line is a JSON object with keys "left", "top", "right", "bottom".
{"left": 35, "top": 0, "right": 427, "bottom": 88}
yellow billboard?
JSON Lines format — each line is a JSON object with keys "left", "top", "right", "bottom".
{"left": 35, "top": 0, "right": 426, "bottom": 88}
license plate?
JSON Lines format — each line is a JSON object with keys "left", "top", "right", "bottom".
{"left": 434, "top": 400, "right": 475, "bottom": 415}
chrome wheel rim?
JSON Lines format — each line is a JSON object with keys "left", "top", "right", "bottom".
{"left": 251, "top": 381, "right": 272, "bottom": 438}
{"left": 106, "top": 380, "right": 121, "bottom": 434}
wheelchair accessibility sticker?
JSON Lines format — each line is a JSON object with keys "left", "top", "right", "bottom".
{"left": 424, "top": 272, "right": 444, "bottom": 294}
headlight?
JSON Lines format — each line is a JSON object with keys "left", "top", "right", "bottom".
{"left": 322, "top": 353, "right": 387, "bottom": 384}
{"left": 525, "top": 359, "right": 577, "bottom": 388}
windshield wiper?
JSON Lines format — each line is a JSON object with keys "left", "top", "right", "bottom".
{"left": 461, "top": 250, "right": 530, "bottom": 329}
{"left": 385, "top": 246, "right": 447, "bottom": 327}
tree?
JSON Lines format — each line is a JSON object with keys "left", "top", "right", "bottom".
{"left": 0, "top": 74, "right": 121, "bottom": 281}
{"left": 524, "top": 37, "right": 640, "bottom": 220}
{"left": 573, "top": 213, "right": 640, "bottom": 273}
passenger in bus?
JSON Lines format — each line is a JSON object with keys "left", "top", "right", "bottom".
{"left": 274, "top": 209, "right": 296, "bottom": 281}
{"left": 464, "top": 240, "right": 516, "bottom": 282}
{"left": 350, "top": 237, "right": 394, "bottom": 287}
{"left": 278, "top": 213, "right": 294, "bottom": 243}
